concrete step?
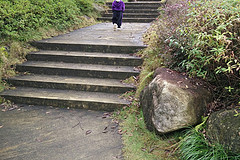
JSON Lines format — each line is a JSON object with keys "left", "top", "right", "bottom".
{"left": 98, "top": 17, "right": 155, "bottom": 23}
{"left": 16, "top": 61, "right": 140, "bottom": 79}
{"left": 106, "top": 2, "right": 162, "bottom": 6}
{"left": 27, "top": 50, "right": 142, "bottom": 66}
{"left": 107, "top": 9, "right": 159, "bottom": 14}
{"left": 1, "top": 23, "right": 146, "bottom": 111}
{"left": 102, "top": 13, "right": 159, "bottom": 18}
{"left": 30, "top": 41, "right": 145, "bottom": 53}
{"left": 0, "top": 87, "right": 129, "bottom": 111}
{"left": 107, "top": 5, "right": 160, "bottom": 9}
{"left": 6, "top": 74, "right": 135, "bottom": 93}
{"left": 137, "top": 0, "right": 163, "bottom": 1}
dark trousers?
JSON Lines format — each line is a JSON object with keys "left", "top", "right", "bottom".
{"left": 112, "top": 10, "right": 123, "bottom": 28}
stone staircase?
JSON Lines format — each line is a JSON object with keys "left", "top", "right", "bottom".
{"left": 0, "top": 39, "right": 145, "bottom": 111}
{"left": 98, "top": 0, "right": 163, "bottom": 23}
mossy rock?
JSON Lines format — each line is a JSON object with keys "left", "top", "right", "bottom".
{"left": 206, "top": 109, "right": 240, "bottom": 154}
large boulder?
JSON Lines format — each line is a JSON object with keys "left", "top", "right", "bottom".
{"left": 206, "top": 109, "right": 240, "bottom": 154}
{"left": 140, "top": 68, "right": 211, "bottom": 134}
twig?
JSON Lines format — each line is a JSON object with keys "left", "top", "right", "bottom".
{"left": 72, "top": 120, "right": 84, "bottom": 130}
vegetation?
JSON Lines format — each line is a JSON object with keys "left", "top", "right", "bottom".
{"left": 179, "top": 129, "right": 240, "bottom": 160}
{"left": 119, "top": 0, "right": 240, "bottom": 159}
{"left": 0, "top": 0, "right": 96, "bottom": 42}
{"left": 172, "top": 0, "right": 240, "bottom": 108}
{"left": 140, "top": 0, "right": 240, "bottom": 108}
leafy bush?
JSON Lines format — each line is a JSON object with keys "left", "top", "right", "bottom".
{"left": 171, "top": 0, "right": 240, "bottom": 107}
{"left": 0, "top": 0, "right": 94, "bottom": 41}
{"left": 142, "top": 0, "right": 239, "bottom": 107}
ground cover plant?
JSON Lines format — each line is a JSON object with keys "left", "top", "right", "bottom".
{"left": 179, "top": 129, "right": 240, "bottom": 160}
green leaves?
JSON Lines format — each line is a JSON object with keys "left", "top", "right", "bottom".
{"left": 0, "top": 47, "right": 8, "bottom": 64}
{"left": 173, "top": 0, "right": 240, "bottom": 106}
{"left": 0, "top": 0, "right": 94, "bottom": 41}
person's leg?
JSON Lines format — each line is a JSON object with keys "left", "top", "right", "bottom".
{"left": 112, "top": 10, "right": 118, "bottom": 30}
{"left": 112, "top": 11, "right": 117, "bottom": 24}
{"left": 117, "top": 12, "right": 123, "bottom": 28}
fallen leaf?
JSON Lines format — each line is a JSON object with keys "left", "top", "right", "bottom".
{"left": 118, "top": 129, "right": 123, "bottom": 135}
{"left": 141, "top": 148, "right": 147, "bottom": 152}
{"left": 149, "top": 147, "right": 155, "bottom": 153}
{"left": 177, "top": 81, "right": 183, "bottom": 84}
{"left": 102, "top": 126, "right": 108, "bottom": 133}
{"left": 102, "top": 112, "right": 111, "bottom": 119}
{"left": 102, "top": 130, "right": 108, "bottom": 133}
{"left": 0, "top": 125, "right": 3, "bottom": 129}
{"left": 86, "top": 130, "right": 92, "bottom": 135}
{"left": 118, "top": 129, "right": 126, "bottom": 135}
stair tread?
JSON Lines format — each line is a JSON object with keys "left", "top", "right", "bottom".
{"left": 104, "top": 13, "right": 159, "bottom": 15}
{"left": 9, "top": 74, "right": 135, "bottom": 88}
{"left": 30, "top": 50, "right": 141, "bottom": 59}
{"left": 100, "top": 17, "right": 155, "bottom": 19}
{"left": 106, "top": 2, "right": 162, "bottom": 4}
{"left": 107, "top": 9, "right": 159, "bottom": 11}
{"left": 0, "top": 87, "right": 129, "bottom": 105}
{"left": 19, "top": 61, "right": 139, "bottom": 73}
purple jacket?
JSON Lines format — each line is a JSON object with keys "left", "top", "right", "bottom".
{"left": 112, "top": 0, "right": 125, "bottom": 12}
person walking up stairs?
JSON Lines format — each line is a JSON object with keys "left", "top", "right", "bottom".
{"left": 112, "top": 0, "right": 125, "bottom": 31}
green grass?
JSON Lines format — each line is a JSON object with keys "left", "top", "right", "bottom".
{"left": 179, "top": 129, "right": 240, "bottom": 160}
{"left": 114, "top": 94, "right": 182, "bottom": 160}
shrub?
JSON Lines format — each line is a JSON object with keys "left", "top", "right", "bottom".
{"left": 142, "top": 0, "right": 239, "bottom": 108}
{"left": 171, "top": 0, "right": 240, "bottom": 107}
{"left": 0, "top": 0, "right": 94, "bottom": 41}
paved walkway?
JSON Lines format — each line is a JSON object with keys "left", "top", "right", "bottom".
{"left": 40, "top": 23, "right": 150, "bottom": 46}
{"left": 0, "top": 23, "right": 149, "bottom": 160}
{"left": 0, "top": 105, "right": 122, "bottom": 160}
